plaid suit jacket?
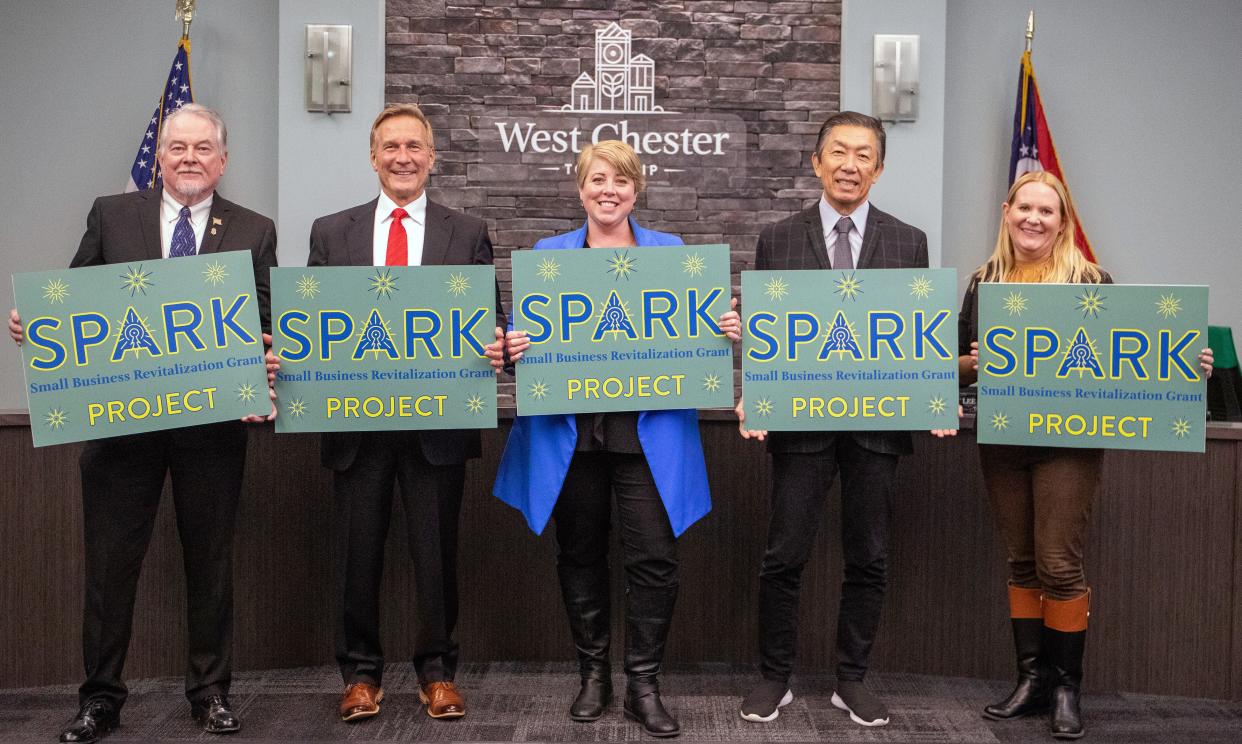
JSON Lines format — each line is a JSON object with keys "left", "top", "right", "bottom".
{"left": 755, "top": 203, "right": 928, "bottom": 456}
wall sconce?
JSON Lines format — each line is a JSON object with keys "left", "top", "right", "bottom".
{"left": 305, "top": 24, "right": 352, "bottom": 113}
{"left": 872, "top": 34, "right": 919, "bottom": 123}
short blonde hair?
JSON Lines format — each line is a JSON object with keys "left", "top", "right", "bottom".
{"left": 369, "top": 103, "right": 435, "bottom": 152}
{"left": 575, "top": 140, "right": 645, "bottom": 193}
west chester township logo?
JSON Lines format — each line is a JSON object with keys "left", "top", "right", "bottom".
{"left": 556, "top": 22, "right": 673, "bottom": 114}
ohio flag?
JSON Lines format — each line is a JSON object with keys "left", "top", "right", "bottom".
{"left": 1009, "top": 49, "right": 1095, "bottom": 263}
{"left": 126, "top": 38, "right": 194, "bottom": 192}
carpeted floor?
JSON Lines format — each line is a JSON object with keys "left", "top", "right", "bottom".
{"left": 3, "top": 663, "right": 1240, "bottom": 743}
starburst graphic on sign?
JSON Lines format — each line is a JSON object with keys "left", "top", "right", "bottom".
{"left": 834, "top": 272, "right": 864, "bottom": 302}
{"left": 606, "top": 250, "right": 637, "bottom": 281}
{"left": 287, "top": 398, "right": 308, "bottom": 418}
{"left": 681, "top": 252, "right": 707, "bottom": 277}
{"left": 536, "top": 257, "right": 562, "bottom": 282}
{"left": 295, "top": 274, "right": 321, "bottom": 299}
{"left": 42, "top": 278, "right": 70, "bottom": 304}
{"left": 120, "top": 265, "right": 154, "bottom": 296}
{"left": 369, "top": 269, "right": 399, "bottom": 299}
{"left": 236, "top": 383, "right": 258, "bottom": 404}
{"left": 755, "top": 397, "right": 774, "bottom": 417}
{"left": 1076, "top": 288, "right": 1106, "bottom": 318}
{"left": 927, "top": 396, "right": 947, "bottom": 415}
{"left": 465, "top": 394, "right": 487, "bottom": 415}
{"left": 763, "top": 276, "right": 790, "bottom": 302}
{"left": 528, "top": 380, "right": 550, "bottom": 400}
{"left": 446, "top": 272, "right": 471, "bottom": 297}
{"left": 45, "top": 408, "right": 68, "bottom": 430}
{"left": 202, "top": 261, "right": 229, "bottom": 286}
{"left": 1156, "top": 293, "right": 1182, "bottom": 319}
{"left": 908, "top": 275, "right": 934, "bottom": 300}
{"left": 1003, "top": 291, "right": 1029, "bottom": 316}
{"left": 702, "top": 373, "right": 722, "bottom": 393}
{"left": 991, "top": 412, "right": 1010, "bottom": 431}
{"left": 1171, "top": 418, "right": 1191, "bottom": 438}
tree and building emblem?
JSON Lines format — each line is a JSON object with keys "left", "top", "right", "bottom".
{"left": 559, "top": 23, "right": 668, "bottom": 114}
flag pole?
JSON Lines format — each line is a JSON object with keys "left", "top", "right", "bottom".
{"left": 1024, "top": 10, "right": 1035, "bottom": 53}
{"left": 176, "top": 0, "right": 196, "bottom": 41}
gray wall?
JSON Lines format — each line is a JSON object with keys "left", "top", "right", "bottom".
{"left": 277, "top": 0, "right": 384, "bottom": 268}
{"left": 842, "top": 0, "right": 947, "bottom": 268}
{"left": 0, "top": 0, "right": 278, "bottom": 410}
{"left": 943, "top": 0, "right": 1242, "bottom": 328}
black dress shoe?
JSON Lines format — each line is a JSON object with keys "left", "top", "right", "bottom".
{"left": 191, "top": 695, "right": 241, "bottom": 734}
{"left": 59, "top": 700, "right": 119, "bottom": 743}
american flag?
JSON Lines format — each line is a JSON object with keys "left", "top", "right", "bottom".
{"left": 126, "top": 38, "right": 194, "bottom": 192}
{"left": 1009, "top": 49, "right": 1095, "bottom": 263}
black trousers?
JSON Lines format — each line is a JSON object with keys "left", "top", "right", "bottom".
{"left": 758, "top": 439, "right": 898, "bottom": 683}
{"left": 78, "top": 421, "right": 247, "bottom": 709}
{"left": 554, "top": 452, "right": 678, "bottom": 591}
{"left": 333, "top": 431, "right": 464, "bottom": 686}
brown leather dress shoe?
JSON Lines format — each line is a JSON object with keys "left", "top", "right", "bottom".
{"left": 419, "top": 681, "right": 466, "bottom": 719}
{"left": 339, "top": 682, "right": 383, "bottom": 722}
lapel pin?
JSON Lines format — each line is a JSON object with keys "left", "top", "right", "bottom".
{"left": 210, "top": 227, "right": 218, "bottom": 235}
{"left": 212, "top": 217, "right": 223, "bottom": 226}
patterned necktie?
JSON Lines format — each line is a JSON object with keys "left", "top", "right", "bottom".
{"left": 169, "top": 206, "right": 197, "bottom": 258}
{"left": 385, "top": 207, "right": 409, "bottom": 266}
{"left": 832, "top": 215, "right": 854, "bottom": 270}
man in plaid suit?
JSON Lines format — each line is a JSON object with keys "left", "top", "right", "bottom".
{"left": 738, "top": 111, "right": 928, "bottom": 728}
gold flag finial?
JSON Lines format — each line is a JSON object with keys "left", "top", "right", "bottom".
{"left": 1025, "top": 10, "right": 1035, "bottom": 52}
{"left": 176, "top": 0, "right": 196, "bottom": 40}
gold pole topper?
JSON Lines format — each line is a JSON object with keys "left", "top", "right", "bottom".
{"left": 1025, "top": 10, "right": 1035, "bottom": 52}
{"left": 176, "top": 0, "right": 196, "bottom": 39}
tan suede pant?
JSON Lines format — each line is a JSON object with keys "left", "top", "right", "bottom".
{"left": 979, "top": 445, "right": 1103, "bottom": 601}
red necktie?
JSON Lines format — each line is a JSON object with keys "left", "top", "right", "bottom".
{"left": 385, "top": 207, "right": 409, "bottom": 266}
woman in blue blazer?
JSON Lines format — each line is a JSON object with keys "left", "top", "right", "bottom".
{"left": 489, "top": 141, "right": 739, "bottom": 738}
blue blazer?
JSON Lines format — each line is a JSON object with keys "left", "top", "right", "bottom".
{"left": 493, "top": 219, "right": 713, "bottom": 537}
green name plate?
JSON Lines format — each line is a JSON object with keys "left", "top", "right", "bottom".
{"left": 511, "top": 244, "right": 734, "bottom": 415}
{"left": 14, "top": 251, "right": 269, "bottom": 446}
{"left": 742, "top": 268, "right": 958, "bottom": 430}
{"left": 977, "top": 283, "right": 1208, "bottom": 451}
{"left": 271, "top": 265, "right": 497, "bottom": 432}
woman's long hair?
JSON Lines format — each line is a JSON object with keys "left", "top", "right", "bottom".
{"left": 974, "top": 171, "right": 1102, "bottom": 284}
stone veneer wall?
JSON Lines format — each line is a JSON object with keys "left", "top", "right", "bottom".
{"left": 385, "top": 0, "right": 842, "bottom": 399}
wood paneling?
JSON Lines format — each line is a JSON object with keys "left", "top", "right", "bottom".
{"left": 2, "top": 421, "right": 1241, "bottom": 700}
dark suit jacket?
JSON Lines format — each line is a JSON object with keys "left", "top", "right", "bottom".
{"left": 309, "top": 197, "right": 495, "bottom": 470}
{"left": 70, "top": 189, "right": 277, "bottom": 330}
{"left": 755, "top": 203, "right": 928, "bottom": 457}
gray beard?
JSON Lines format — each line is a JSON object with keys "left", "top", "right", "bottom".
{"left": 166, "top": 181, "right": 209, "bottom": 204}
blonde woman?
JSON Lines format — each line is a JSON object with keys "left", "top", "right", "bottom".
{"left": 490, "top": 141, "right": 740, "bottom": 738}
{"left": 955, "top": 171, "right": 1212, "bottom": 740}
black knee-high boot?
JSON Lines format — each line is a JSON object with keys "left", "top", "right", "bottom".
{"left": 623, "top": 585, "right": 680, "bottom": 738}
{"left": 558, "top": 563, "right": 612, "bottom": 721}
{"left": 985, "top": 618, "right": 1049, "bottom": 719}
{"left": 984, "top": 586, "right": 1049, "bottom": 720}
{"left": 1044, "top": 593, "right": 1089, "bottom": 740}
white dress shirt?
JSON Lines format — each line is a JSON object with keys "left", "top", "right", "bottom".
{"left": 818, "top": 196, "right": 870, "bottom": 269}
{"left": 373, "top": 191, "right": 427, "bottom": 266}
{"left": 160, "top": 189, "right": 212, "bottom": 258}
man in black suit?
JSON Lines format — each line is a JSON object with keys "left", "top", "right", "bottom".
{"left": 738, "top": 112, "right": 928, "bottom": 727}
{"left": 309, "top": 104, "right": 494, "bottom": 723}
{"left": 9, "top": 103, "right": 276, "bottom": 743}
